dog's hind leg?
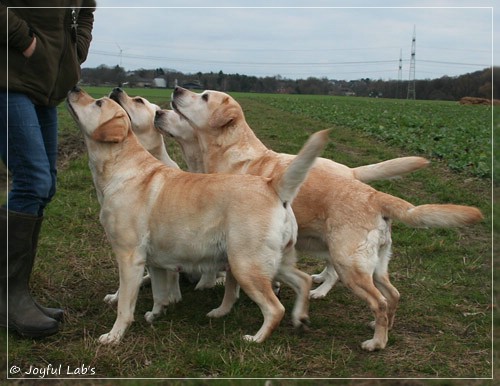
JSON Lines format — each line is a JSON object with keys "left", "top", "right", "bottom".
{"left": 145, "top": 267, "right": 181, "bottom": 324}
{"left": 240, "top": 282, "right": 284, "bottom": 343}
{"left": 327, "top": 228, "right": 390, "bottom": 351}
{"left": 99, "top": 249, "right": 146, "bottom": 345}
{"left": 348, "top": 273, "right": 389, "bottom": 351}
{"left": 372, "top": 240, "right": 399, "bottom": 330}
{"left": 275, "top": 248, "right": 312, "bottom": 329}
{"left": 229, "top": 259, "right": 285, "bottom": 343}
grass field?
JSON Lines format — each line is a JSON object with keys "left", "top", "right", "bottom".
{"left": 1, "top": 87, "right": 494, "bottom": 382}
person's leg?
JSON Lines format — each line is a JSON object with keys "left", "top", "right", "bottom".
{"left": 0, "top": 91, "right": 59, "bottom": 337}
{"left": 35, "top": 104, "right": 58, "bottom": 216}
{"left": 2, "top": 92, "right": 54, "bottom": 216}
{"left": 27, "top": 104, "right": 64, "bottom": 320}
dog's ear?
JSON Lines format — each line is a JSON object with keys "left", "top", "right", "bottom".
{"left": 208, "top": 98, "right": 241, "bottom": 128}
{"left": 91, "top": 115, "right": 129, "bottom": 143}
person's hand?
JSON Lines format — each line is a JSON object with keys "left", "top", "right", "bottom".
{"left": 22, "top": 36, "right": 36, "bottom": 58}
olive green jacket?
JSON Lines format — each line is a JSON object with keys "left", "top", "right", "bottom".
{"left": 0, "top": 1, "right": 96, "bottom": 106}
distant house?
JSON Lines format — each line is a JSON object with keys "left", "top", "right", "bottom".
{"left": 153, "top": 78, "right": 167, "bottom": 88}
{"left": 341, "top": 88, "right": 356, "bottom": 97}
{"left": 182, "top": 81, "right": 202, "bottom": 89}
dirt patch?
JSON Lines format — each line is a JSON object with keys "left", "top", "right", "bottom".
{"left": 459, "top": 96, "right": 500, "bottom": 106}
{"left": 57, "top": 133, "right": 86, "bottom": 170}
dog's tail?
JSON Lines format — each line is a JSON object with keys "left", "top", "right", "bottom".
{"left": 352, "top": 156, "right": 429, "bottom": 183}
{"left": 376, "top": 192, "right": 483, "bottom": 228}
{"left": 271, "top": 129, "right": 329, "bottom": 205}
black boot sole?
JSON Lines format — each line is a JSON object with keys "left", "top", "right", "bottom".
{"left": 8, "top": 322, "right": 59, "bottom": 339}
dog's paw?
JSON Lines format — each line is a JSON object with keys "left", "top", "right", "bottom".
{"left": 361, "top": 338, "right": 385, "bottom": 352}
{"left": 195, "top": 280, "right": 215, "bottom": 290}
{"left": 243, "top": 334, "right": 260, "bottom": 343}
{"left": 103, "top": 293, "right": 119, "bottom": 305}
{"left": 144, "top": 311, "right": 156, "bottom": 324}
{"left": 140, "top": 274, "right": 151, "bottom": 287}
{"left": 99, "top": 332, "right": 120, "bottom": 345}
{"left": 309, "top": 289, "right": 327, "bottom": 299}
{"left": 207, "top": 307, "right": 229, "bottom": 318}
{"left": 311, "top": 274, "right": 325, "bottom": 284}
{"left": 293, "top": 316, "right": 310, "bottom": 331}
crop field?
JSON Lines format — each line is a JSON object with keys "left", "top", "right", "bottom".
{"left": 1, "top": 87, "right": 494, "bottom": 382}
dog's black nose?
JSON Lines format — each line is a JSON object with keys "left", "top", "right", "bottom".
{"left": 112, "top": 87, "right": 123, "bottom": 93}
{"left": 173, "top": 86, "right": 185, "bottom": 97}
{"left": 71, "top": 85, "right": 81, "bottom": 92}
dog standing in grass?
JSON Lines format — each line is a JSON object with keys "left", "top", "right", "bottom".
{"left": 165, "top": 87, "right": 483, "bottom": 351}
{"left": 104, "top": 88, "right": 222, "bottom": 310}
{"left": 67, "top": 86, "right": 328, "bottom": 344}
{"left": 111, "top": 88, "right": 431, "bottom": 301}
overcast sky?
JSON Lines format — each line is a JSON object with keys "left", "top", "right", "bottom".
{"left": 85, "top": 0, "right": 496, "bottom": 81}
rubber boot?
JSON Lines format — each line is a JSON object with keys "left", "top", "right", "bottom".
{"left": 31, "top": 216, "right": 64, "bottom": 322}
{"left": 0, "top": 208, "right": 59, "bottom": 338}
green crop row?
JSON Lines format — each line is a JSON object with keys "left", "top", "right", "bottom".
{"left": 242, "top": 94, "right": 492, "bottom": 178}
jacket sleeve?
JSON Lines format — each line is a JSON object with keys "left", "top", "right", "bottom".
{"left": 0, "top": 3, "right": 34, "bottom": 54}
{"left": 76, "top": 0, "right": 96, "bottom": 64}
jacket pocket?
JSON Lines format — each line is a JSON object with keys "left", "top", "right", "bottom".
{"left": 19, "top": 36, "right": 58, "bottom": 96}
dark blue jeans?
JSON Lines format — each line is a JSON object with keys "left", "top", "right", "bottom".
{"left": 0, "top": 91, "right": 58, "bottom": 216}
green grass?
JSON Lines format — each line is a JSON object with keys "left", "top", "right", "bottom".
{"left": 241, "top": 93, "right": 492, "bottom": 178}
{"left": 2, "top": 88, "right": 493, "bottom": 381}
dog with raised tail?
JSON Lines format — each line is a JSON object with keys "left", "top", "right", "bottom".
{"left": 67, "top": 86, "right": 329, "bottom": 344}
{"left": 167, "top": 86, "right": 483, "bottom": 351}
{"left": 153, "top": 106, "right": 430, "bottom": 297}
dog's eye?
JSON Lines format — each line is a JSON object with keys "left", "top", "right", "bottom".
{"left": 202, "top": 93, "right": 209, "bottom": 102}
{"left": 96, "top": 100, "right": 103, "bottom": 107}
{"left": 134, "top": 98, "right": 144, "bottom": 104}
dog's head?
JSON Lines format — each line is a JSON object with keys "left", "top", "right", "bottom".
{"left": 109, "top": 87, "right": 160, "bottom": 137}
{"left": 170, "top": 87, "right": 244, "bottom": 132}
{"left": 154, "top": 108, "right": 197, "bottom": 143}
{"left": 67, "top": 86, "right": 130, "bottom": 143}
{"left": 154, "top": 108, "right": 204, "bottom": 172}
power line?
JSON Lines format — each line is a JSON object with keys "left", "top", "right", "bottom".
{"left": 89, "top": 50, "right": 398, "bottom": 67}
{"left": 91, "top": 39, "right": 402, "bottom": 53}
{"left": 419, "top": 59, "right": 490, "bottom": 67}
{"left": 89, "top": 49, "right": 490, "bottom": 69}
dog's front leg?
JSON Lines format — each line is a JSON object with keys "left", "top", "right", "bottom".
{"left": 103, "top": 268, "right": 152, "bottom": 306}
{"left": 103, "top": 288, "right": 119, "bottom": 306}
{"left": 195, "top": 270, "right": 218, "bottom": 290}
{"left": 310, "top": 263, "right": 339, "bottom": 299}
{"left": 99, "top": 251, "right": 145, "bottom": 345}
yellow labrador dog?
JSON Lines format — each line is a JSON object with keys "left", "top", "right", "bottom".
{"left": 154, "top": 107, "right": 430, "bottom": 297}
{"left": 168, "top": 87, "right": 484, "bottom": 351}
{"left": 66, "top": 87, "right": 329, "bottom": 344}
{"left": 108, "top": 88, "right": 179, "bottom": 169}
{"left": 108, "top": 87, "right": 223, "bottom": 292}
{"left": 100, "top": 89, "right": 181, "bottom": 308}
